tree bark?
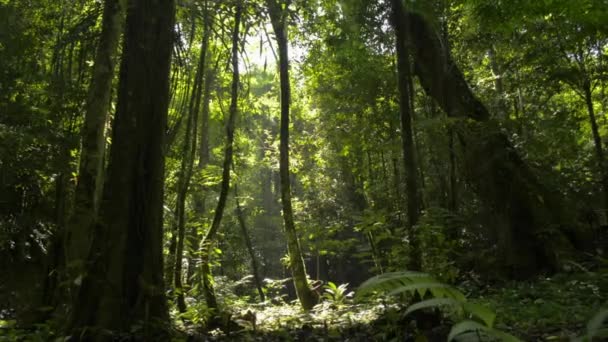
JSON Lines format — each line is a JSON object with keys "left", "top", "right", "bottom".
{"left": 64, "top": 0, "right": 125, "bottom": 284}
{"left": 583, "top": 79, "right": 608, "bottom": 211}
{"left": 402, "top": 10, "right": 576, "bottom": 275}
{"left": 68, "top": 0, "right": 174, "bottom": 338}
{"left": 448, "top": 126, "right": 458, "bottom": 212}
{"left": 173, "top": 9, "right": 211, "bottom": 312}
{"left": 234, "top": 180, "right": 266, "bottom": 301}
{"left": 188, "top": 67, "right": 215, "bottom": 285}
{"left": 199, "top": 3, "right": 241, "bottom": 311}
{"left": 188, "top": 3, "right": 214, "bottom": 286}
{"left": 267, "top": 0, "right": 317, "bottom": 310}
{"left": 390, "top": 0, "right": 422, "bottom": 271}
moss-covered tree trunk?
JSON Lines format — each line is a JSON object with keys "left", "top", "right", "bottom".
{"left": 390, "top": 0, "right": 422, "bottom": 271}
{"left": 402, "top": 10, "right": 577, "bottom": 276}
{"left": 68, "top": 0, "right": 174, "bottom": 338}
{"left": 199, "top": 3, "right": 241, "bottom": 311}
{"left": 267, "top": 0, "right": 317, "bottom": 310}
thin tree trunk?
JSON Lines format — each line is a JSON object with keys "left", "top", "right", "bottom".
{"left": 174, "top": 111, "right": 199, "bottom": 313}
{"left": 392, "top": 157, "right": 402, "bottom": 209}
{"left": 188, "top": 66, "right": 215, "bottom": 284}
{"left": 167, "top": 72, "right": 195, "bottom": 284}
{"left": 68, "top": 0, "right": 174, "bottom": 338}
{"left": 173, "top": 10, "right": 212, "bottom": 312}
{"left": 199, "top": 3, "right": 241, "bottom": 311}
{"left": 448, "top": 126, "right": 458, "bottom": 212}
{"left": 583, "top": 79, "right": 608, "bottom": 211}
{"left": 267, "top": 0, "right": 317, "bottom": 310}
{"left": 366, "top": 231, "right": 383, "bottom": 274}
{"left": 234, "top": 180, "right": 266, "bottom": 301}
{"left": 188, "top": 3, "right": 214, "bottom": 286}
{"left": 390, "top": 0, "right": 422, "bottom": 271}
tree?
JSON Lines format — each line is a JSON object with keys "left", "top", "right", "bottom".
{"left": 68, "top": 0, "right": 175, "bottom": 338}
{"left": 199, "top": 2, "right": 242, "bottom": 311}
{"left": 401, "top": 9, "right": 578, "bottom": 275}
{"left": 390, "top": 0, "right": 422, "bottom": 271}
{"left": 64, "top": 0, "right": 125, "bottom": 289}
{"left": 234, "top": 175, "right": 266, "bottom": 301}
{"left": 188, "top": 1, "right": 216, "bottom": 285}
{"left": 267, "top": 0, "right": 318, "bottom": 310}
{"left": 172, "top": 2, "right": 213, "bottom": 312}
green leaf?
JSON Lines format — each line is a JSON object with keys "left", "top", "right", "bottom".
{"left": 387, "top": 282, "right": 455, "bottom": 297}
{"left": 463, "top": 302, "right": 496, "bottom": 328}
{"left": 587, "top": 308, "right": 608, "bottom": 339}
{"left": 448, "top": 320, "right": 488, "bottom": 341}
{"left": 0, "top": 320, "right": 16, "bottom": 328}
{"left": 491, "top": 329, "right": 524, "bottom": 342}
{"left": 404, "top": 298, "right": 462, "bottom": 317}
{"left": 357, "top": 271, "right": 465, "bottom": 302}
{"left": 448, "top": 320, "right": 522, "bottom": 342}
{"left": 356, "top": 271, "right": 439, "bottom": 298}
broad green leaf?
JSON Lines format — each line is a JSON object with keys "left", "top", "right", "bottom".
{"left": 448, "top": 320, "right": 489, "bottom": 341}
{"left": 404, "top": 298, "right": 461, "bottom": 317}
{"left": 587, "top": 308, "right": 608, "bottom": 339}
{"left": 357, "top": 271, "right": 438, "bottom": 298}
{"left": 387, "top": 282, "right": 456, "bottom": 297}
{"left": 463, "top": 302, "right": 496, "bottom": 328}
{"left": 448, "top": 320, "right": 522, "bottom": 342}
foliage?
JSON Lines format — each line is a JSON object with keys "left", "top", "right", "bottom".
{"left": 2, "top": 0, "right": 608, "bottom": 340}
{"left": 357, "top": 270, "right": 522, "bottom": 341}
{"left": 321, "top": 281, "right": 354, "bottom": 305}
{"left": 357, "top": 271, "right": 465, "bottom": 301}
{"left": 575, "top": 308, "right": 608, "bottom": 342}
{"left": 470, "top": 271, "right": 608, "bottom": 339}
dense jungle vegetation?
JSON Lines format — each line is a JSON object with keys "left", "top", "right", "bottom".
{"left": 1, "top": 0, "right": 607, "bottom": 340}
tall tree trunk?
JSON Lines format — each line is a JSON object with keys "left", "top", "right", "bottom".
{"left": 166, "top": 71, "right": 194, "bottom": 283}
{"left": 188, "top": 66, "right": 215, "bottom": 284}
{"left": 68, "top": 0, "right": 174, "bottom": 338}
{"left": 402, "top": 10, "right": 576, "bottom": 275}
{"left": 173, "top": 10, "right": 211, "bottom": 312}
{"left": 448, "top": 126, "right": 458, "bottom": 212}
{"left": 583, "top": 79, "right": 608, "bottom": 212}
{"left": 234, "top": 180, "right": 266, "bottom": 301}
{"left": 199, "top": 3, "right": 241, "bottom": 311}
{"left": 42, "top": 1, "right": 125, "bottom": 319}
{"left": 390, "top": 0, "right": 422, "bottom": 271}
{"left": 267, "top": 0, "right": 317, "bottom": 311}
{"left": 188, "top": 3, "right": 214, "bottom": 286}
{"left": 65, "top": 0, "right": 125, "bottom": 274}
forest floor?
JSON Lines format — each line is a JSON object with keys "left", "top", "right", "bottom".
{"left": 176, "top": 269, "right": 607, "bottom": 342}
{"left": 1, "top": 269, "right": 606, "bottom": 341}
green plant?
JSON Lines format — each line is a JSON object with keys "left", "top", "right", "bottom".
{"left": 573, "top": 308, "right": 608, "bottom": 342}
{"left": 322, "top": 281, "right": 354, "bottom": 305}
{"left": 357, "top": 271, "right": 522, "bottom": 341}
{"left": 0, "top": 319, "right": 59, "bottom": 342}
